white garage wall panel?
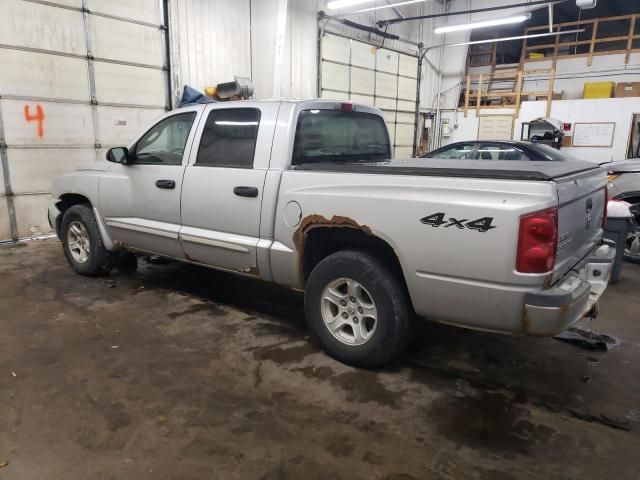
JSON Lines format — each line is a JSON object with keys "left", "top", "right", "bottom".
{"left": 171, "top": 0, "right": 252, "bottom": 102}
{"left": 320, "top": 33, "right": 419, "bottom": 158}
{"left": 0, "top": 0, "right": 169, "bottom": 241}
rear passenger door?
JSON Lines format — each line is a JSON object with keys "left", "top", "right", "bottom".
{"left": 179, "top": 103, "right": 279, "bottom": 274}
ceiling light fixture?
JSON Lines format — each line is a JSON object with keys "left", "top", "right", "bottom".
{"left": 446, "top": 28, "right": 584, "bottom": 47}
{"left": 434, "top": 14, "right": 531, "bottom": 34}
{"left": 327, "top": 0, "right": 375, "bottom": 10}
{"left": 353, "top": 0, "right": 432, "bottom": 14}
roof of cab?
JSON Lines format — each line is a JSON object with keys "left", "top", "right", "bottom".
{"left": 174, "top": 98, "right": 378, "bottom": 111}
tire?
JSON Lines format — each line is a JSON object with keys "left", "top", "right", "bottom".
{"left": 304, "top": 250, "right": 411, "bottom": 367}
{"left": 60, "top": 204, "right": 115, "bottom": 276}
{"left": 624, "top": 203, "right": 640, "bottom": 264}
{"left": 625, "top": 228, "right": 640, "bottom": 264}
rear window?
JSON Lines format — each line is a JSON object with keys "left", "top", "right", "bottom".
{"left": 292, "top": 110, "right": 391, "bottom": 165}
{"left": 527, "top": 143, "right": 577, "bottom": 161}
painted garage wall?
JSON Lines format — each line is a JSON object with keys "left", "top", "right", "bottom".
{"left": 0, "top": 0, "right": 169, "bottom": 241}
{"left": 169, "top": 0, "right": 252, "bottom": 103}
{"left": 517, "top": 98, "right": 640, "bottom": 163}
{"left": 173, "top": 0, "right": 441, "bottom": 101}
{"left": 521, "top": 53, "right": 640, "bottom": 100}
{"left": 440, "top": 98, "right": 640, "bottom": 163}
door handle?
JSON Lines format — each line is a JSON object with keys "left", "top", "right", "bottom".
{"left": 233, "top": 186, "right": 259, "bottom": 198}
{"left": 155, "top": 179, "right": 176, "bottom": 189}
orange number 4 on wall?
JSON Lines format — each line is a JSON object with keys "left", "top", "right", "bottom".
{"left": 24, "top": 104, "right": 45, "bottom": 138}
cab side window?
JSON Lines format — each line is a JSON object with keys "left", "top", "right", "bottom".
{"left": 196, "top": 108, "right": 261, "bottom": 168}
{"left": 133, "top": 113, "right": 196, "bottom": 165}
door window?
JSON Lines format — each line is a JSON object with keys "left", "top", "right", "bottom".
{"left": 196, "top": 108, "right": 261, "bottom": 168}
{"left": 426, "top": 143, "right": 475, "bottom": 159}
{"left": 133, "top": 113, "right": 196, "bottom": 165}
{"left": 475, "top": 144, "right": 530, "bottom": 161}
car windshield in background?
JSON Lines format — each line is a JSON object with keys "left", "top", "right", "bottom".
{"left": 292, "top": 109, "right": 391, "bottom": 165}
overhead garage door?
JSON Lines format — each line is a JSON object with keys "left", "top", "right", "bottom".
{"left": 319, "top": 33, "right": 419, "bottom": 158}
{"left": 0, "top": 0, "right": 169, "bottom": 241}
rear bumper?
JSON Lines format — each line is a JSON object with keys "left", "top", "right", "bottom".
{"left": 523, "top": 240, "right": 616, "bottom": 336}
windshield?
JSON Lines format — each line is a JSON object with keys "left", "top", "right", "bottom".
{"left": 292, "top": 109, "right": 391, "bottom": 165}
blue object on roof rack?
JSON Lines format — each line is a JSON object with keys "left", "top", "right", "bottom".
{"left": 179, "top": 85, "right": 216, "bottom": 107}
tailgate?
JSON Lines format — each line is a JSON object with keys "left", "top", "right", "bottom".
{"left": 553, "top": 169, "right": 607, "bottom": 283}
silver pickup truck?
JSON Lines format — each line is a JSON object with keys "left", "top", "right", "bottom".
{"left": 49, "top": 99, "right": 615, "bottom": 367}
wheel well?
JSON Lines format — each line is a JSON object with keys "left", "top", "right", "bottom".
{"left": 617, "top": 194, "right": 640, "bottom": 204}
{"left": 55, "top": 193, "right": 92, "bottom": 235}
{"left": 302, "top": 227, "right": 409, "bottom": 293}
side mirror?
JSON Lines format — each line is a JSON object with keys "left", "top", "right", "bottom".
{"left": 106, "top": 147, "right": 130, "bottom": 164}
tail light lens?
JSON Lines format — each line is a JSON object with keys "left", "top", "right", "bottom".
{"left": 602, "top": 187, "right": 608, "bottom": 229}
{"left": 516, "top": 208, "right": 558, "bottom": 273}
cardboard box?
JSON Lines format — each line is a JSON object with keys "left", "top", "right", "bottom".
{"left": 583, "top": 81, "right": 615, "bottom": 99}
{"left": 615, "top": 82, "right": 640, "bottom": 98}
{"left": 529, "top": 92, "right": 564, "bottom": 101}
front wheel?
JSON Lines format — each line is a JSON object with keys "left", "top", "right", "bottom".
{"left": 304, "top": 251, "right": 411, "bottom": 367}
{"left": 61, "top": 204, "right": 115, "bottom": 276}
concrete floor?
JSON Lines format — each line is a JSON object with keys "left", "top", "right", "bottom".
{"left": 1, "top": 239, "right": 640, "bottom": 480}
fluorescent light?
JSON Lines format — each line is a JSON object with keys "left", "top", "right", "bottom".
{"left": 327, "top": 0, "right": 375, "bottom": 10}
{"left": 435, "top": 14, "right": 530, "bottom": 34}
{"left": 354, "top": 0, "right": 431, "bottom": 13}
{"left": 453, "top": 29, "right": 585, "bottom": 46}
{"left": 445, "top": 29, "right": 585, "bottom": 48}
{"left": 214, "top": 121, "right": 258, "bottom": 126}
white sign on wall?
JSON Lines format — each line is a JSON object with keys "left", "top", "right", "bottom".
{"left": 477, "top": 115, "right": 514, "bottom": 140}
{"left": 571, "top": 122, "right": 616, "bottom": 147}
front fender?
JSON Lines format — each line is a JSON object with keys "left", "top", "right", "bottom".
{"left": 51, "top": 171, "right": 116, "bottom": 251}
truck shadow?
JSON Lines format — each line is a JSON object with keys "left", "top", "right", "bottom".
{"left": 125, "top": 257, "right": 633, "bottom": 432}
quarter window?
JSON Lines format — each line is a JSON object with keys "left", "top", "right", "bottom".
{"left": 133, "top": 113, "right": 196, "bottom": 165}
{"left": 196, "top": 108, "right": 261, "bottom": 168}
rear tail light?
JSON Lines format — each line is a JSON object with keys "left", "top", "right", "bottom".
{"left": 602, "top": 187, "right": 609, "bottom": 229}
{"left": 516, "top": 208, "right": 558, "bottom": 274}
{"left": 340, "top": 102, "right": 353, "bottom": 112}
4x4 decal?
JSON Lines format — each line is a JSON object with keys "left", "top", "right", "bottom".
{"left": 420, "top": 213, "right": 496, "bottom": 233}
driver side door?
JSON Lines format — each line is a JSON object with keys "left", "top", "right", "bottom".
{"left": 99, "top": 108, "right": 200, "bottom": 259}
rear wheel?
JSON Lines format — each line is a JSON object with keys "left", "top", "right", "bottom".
{"left": 61, "top": 204, "right": 115, "bottom": 276}
{"left": 624, "top": 201, "right": 640, "bottom": 264}
{"left": 625, "top": 228, "right": 640, "bottom": 263}
{"left": 305, "top": 250, "right": 411, "bottom": 367}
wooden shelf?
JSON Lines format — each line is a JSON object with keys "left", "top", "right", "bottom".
{"left": 520, "top": 13, "right": 639, "bottom": 67}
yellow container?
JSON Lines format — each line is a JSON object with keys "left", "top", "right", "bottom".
{"left": 528, "top": 52, "right": 545, "bottom": 59}
{"left": 583, "top": 81, "right": 615, "bottom": 99}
